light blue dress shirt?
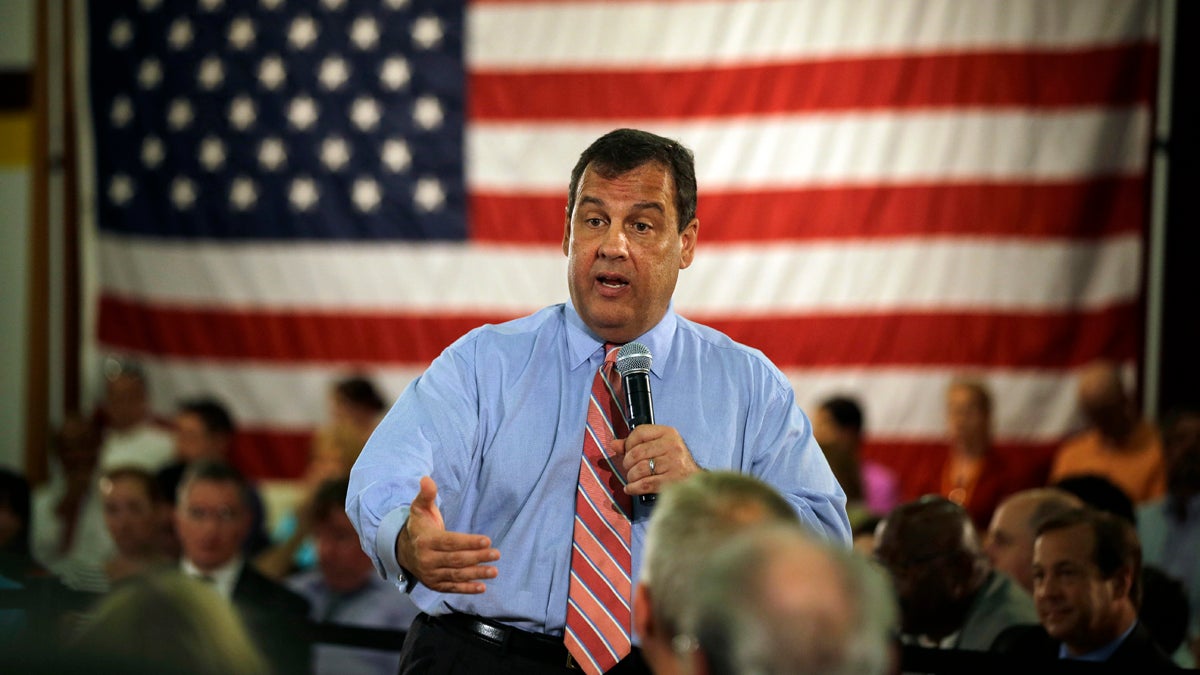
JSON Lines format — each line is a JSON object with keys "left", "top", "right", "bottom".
{"left": 1058, "top": 620, "right": 1137, "bottom": 661}
{"left": 287, "top": 570, "right": 420, "bottom": 675}
{"left": 347, "top": 301, "right": 849, "bottom": 635}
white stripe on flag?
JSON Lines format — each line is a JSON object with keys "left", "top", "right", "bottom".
{"left": 469, "top": 0, "right": 1155, "bottom": 68}
{"left": 98, "top": 234, "right": 1142, "bottom": 313}
{"left": 108, "top": 351, "right": 1125, "bottom": 442}
{"left": 468, "top": 109, "right": 1150, "bottom": 190}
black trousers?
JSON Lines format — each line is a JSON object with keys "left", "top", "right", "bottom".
{"left": 397, "top": 613, "right": 651, "bottom": 675}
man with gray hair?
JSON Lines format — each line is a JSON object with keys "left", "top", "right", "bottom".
{"left": 681, "top": 523, "right": 897, "bottom": 675}
{"left": 635, "top": 471, "right": 801, "bottom": 675}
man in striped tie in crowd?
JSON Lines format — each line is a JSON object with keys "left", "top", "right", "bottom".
{"left": 348, "top": 128, "right": 850, "bottom": 674}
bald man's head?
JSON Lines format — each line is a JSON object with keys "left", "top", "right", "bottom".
{"left": 985, "top": 488, "right": 1083, "bottom": 592}
{"left": 1076, "top": 361, "right": 1136, "bottom": 441}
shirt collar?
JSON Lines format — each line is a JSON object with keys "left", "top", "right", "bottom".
{"left": 563, "top": 300, "right": 677, "bottom": 377}
{"left": 1058, "top": 618, "right": 1138, "bottom": 661}
{"left": 181, "top": 555, "right": 243, "bottom": 600}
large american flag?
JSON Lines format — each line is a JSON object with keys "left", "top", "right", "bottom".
{"left": 87, "top": 0, "right": 1158, "bottom": 485}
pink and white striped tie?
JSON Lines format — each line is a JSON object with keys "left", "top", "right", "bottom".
{"left": 564, "top": 343, "right": 633, "bottom": 674}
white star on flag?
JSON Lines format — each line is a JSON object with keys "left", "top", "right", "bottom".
{"left": 258, "top": 137, "right": 287, "bottom": 171}
{"left": 414, "top": 177, "right": 445, "bottom": 212}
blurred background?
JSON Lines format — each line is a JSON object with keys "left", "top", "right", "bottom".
{"left": 0, "top": 0, "right": 1196, "bottom": 499}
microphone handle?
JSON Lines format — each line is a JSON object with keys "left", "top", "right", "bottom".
{"left": 622, "top": 371, "right": 657, "bottom": 505}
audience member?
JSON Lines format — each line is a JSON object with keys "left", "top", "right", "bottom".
{"left": 157, "top": 397, "right": 237, "bottom": 501}
{"left": 874, "top": 496, "right": 1035, "bottom": 650}
{"left": 984, "top": 488, "right": 1083, "bottom": 592}
{"left": 257, "top": 378, "right": 380, "bottom": 580}
{"left": 30, "top": 414, "right": 113, "bottom": 574}
{"left": 636, "top": 471, "right": 801, "bottom": 675}
{"left": 0, "top": 469, "right": 39, "bottom": 581}
{"left": 329, "top": 375, "right": 387, "bottom": 453}
{"left": 158, "top": 398, "right": 269, "bottom": 558}
{"left": 1139, "top": 565, "right": 1192, "bottom": 663}
{"left": 909, "top": 378, "right": 1036, "bottom": 531}
{"left": 1054, "top": 474, "right": 1136, "bottom": 524}
{"left": 59, "top": 467, "right": 170, "bottom": 593}
{"left": 812, "top": 396, "right": 899, "bottom": 524}
{"left": 96, "top": 364, "right": 173, "bottom": 472}
{"left": 851, "top": 515, "right": 883, "bottom": 558}
{"left": 1138, "top": 404, "right": 1200, "bottom": 659}
{"left": 287, "top": 477, "right": 419, "bottom": 675}
{"left": 1050, "top": 360, "right": 1166, "bottom": 504}
{"left": 68, "top": 570, "right": 270, "bottom": 675}
{"left": 992, "top": 507, "right": 1178, "bottom": 670}
{"left": 175, "top": 461, "right": 310, "bottom": 674}
{"left": 683, "top": 523, "right": 897, "bottom": 675}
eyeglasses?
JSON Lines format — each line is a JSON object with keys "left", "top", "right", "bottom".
{"left": 182, "top": 506, "right": 242, "bottom": 524}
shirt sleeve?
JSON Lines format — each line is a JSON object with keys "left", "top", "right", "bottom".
{"left": 346, "top": 338, "right": 482, "bottom": 583}
{"left": 746, "top": 373, "right": 852, "bottom": 545}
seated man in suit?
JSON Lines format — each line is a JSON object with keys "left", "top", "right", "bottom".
{"left": 175, "top": 460, "right": 311, "bottom": 673}
{"left": 984, "top": 488, "right": 1082, "bottom": 593}
{"left": 992, "top": 507, "right": 1178, "bottom": 670}
{"left": 874, "top": 496, "right": 1036, "bottom": 651}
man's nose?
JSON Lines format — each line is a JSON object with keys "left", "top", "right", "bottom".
{"left": 598, "top": 224, "right": 629, "bottom": 257}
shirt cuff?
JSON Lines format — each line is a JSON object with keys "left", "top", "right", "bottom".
{"left": 374, "top": 505, "right": 411, "bottom": 586}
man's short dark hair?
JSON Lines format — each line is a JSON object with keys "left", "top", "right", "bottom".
{"left": 334, "top": 376, "right": 386, "bottom": 413}
{"left": 178, "top": 397, "right": 236, "bottom": 437}
{"left": 1036, "top": 507, "right": 1142, "bottom": 607}
{"left": 567, "top": 128, "right": 698, "bottom": 233}
{"left": 310, "top": 477, "right": 350, "bottom": 524}
{"left": 178, "top": 460, "right": 252, "bottom": 509}
{"left": 821, "top": 396, "right": 864, "bottom": 434}
{"left": 1052, "top": 474, "right": 1135, "bottom": 524}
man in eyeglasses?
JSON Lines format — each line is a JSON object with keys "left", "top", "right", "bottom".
{"left": 176, "top": 460, "right": 310, "bottom": 673}
{"left": 873, "top": 496, "right": 1035, "bottom": 651}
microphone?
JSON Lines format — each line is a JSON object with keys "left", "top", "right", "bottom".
{"left": 616, "top": 342, "right": 657, "bottom": 505}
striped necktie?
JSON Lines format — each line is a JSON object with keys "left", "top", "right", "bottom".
{"left": 564, "top": 343, "right": 633, "bottom": 674}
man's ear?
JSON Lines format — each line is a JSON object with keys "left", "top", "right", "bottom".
{"left": 679, "top": 218, "right": 699, "bottom": 269}
{"left": 1111, "top": 565, "right": 1135, "bottom": 601}
{"left": 562, "top": 207, "right": 572, "bottom": 256}
{"left": 634, "top": 582, "right": 656, "bottom": 641}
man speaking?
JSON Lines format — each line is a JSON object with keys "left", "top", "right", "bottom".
{"left": 347, "top": 128, "right": 849, "bottom": 674}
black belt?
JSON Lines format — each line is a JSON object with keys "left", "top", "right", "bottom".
{"left": 424, "top": 612, "right": 581, "bottom": 670}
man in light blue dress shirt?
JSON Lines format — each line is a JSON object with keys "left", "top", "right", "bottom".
{"left": 347, "top": 128, "right": 849, "bottom": 674}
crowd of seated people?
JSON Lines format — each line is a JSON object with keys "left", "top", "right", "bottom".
{"left": 1, "top": 356, "right": 1198, "bottom": 673}
{"left": 0, "top": 365, "right": 414, "bottom": 674}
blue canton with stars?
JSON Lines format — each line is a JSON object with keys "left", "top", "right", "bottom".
{"left": 88, "top": 0, "right": 466, "bottom": 241}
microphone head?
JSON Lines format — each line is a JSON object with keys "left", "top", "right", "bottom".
{"left": 616, "top": 342, "right": 653, "bottom": 377}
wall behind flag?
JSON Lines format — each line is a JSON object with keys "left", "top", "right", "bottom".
{"left": 79, "top": 0, "right": 1160, "bottom": 482}
{"left": 0, "top": 0, "right": 36, "bottom": 473}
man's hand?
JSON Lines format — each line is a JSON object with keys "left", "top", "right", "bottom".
{"left": 396, "top": 476, "right": 500, "bottom": 593}
{"left": 612, "top": 424, "right": 702, "bottom": 496}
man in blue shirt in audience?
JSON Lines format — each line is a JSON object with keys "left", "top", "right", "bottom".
{"left": 348, "top": 128, "right": 849, "bottom": 674}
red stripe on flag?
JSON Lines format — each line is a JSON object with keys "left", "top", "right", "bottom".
{"left": 470, "top": 178, "right": 1146, "bottom": 245}
{"left": 99, "top": 296, "right": 1139, "bottom": 369}
{"left": 709, "top": 305, "right": 1140, "bottom": 371}
{"left": 230, "top": 428, "right": 312, "bottom": 480}
{"left": 470, "top": 47, "right": 1156, "bottom": 121}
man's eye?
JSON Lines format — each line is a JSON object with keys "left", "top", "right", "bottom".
{"left": 633, "top": 222, "right": 651, "bottom": 232}
{"left": 586, "top": 218, "right": 605, "bottom": 227}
